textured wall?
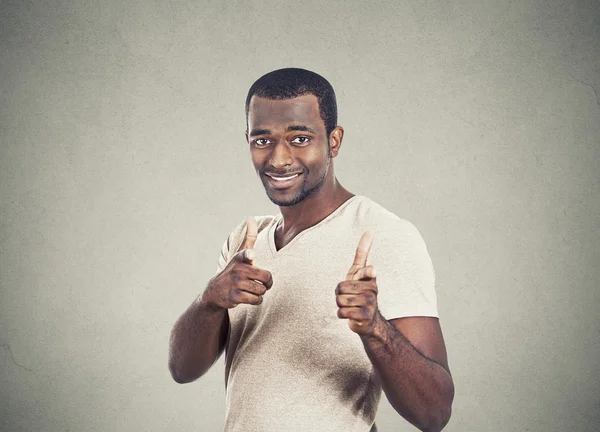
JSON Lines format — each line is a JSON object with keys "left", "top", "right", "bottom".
{"left": 1, "top": 0, "right": 599, "bottom": 431}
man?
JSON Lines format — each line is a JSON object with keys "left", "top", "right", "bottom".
{"left": 168, "top": 68, "right": 454, "bottom": 431}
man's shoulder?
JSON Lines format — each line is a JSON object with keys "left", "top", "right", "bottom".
{"left": 220, "top": 214, "right": 278, "bottom": 257}
{"left": 351, "top": 195, "right": 415, "bottom": 232}
{"left": 228, "top": 214, "right": 278, "bottom": 238}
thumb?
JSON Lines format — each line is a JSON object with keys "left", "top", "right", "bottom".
{"left": 233, "top": 247, "right": 256, "bottom": 264}
{"left": 235, "top": 216, "right": 258, "bottom": 264}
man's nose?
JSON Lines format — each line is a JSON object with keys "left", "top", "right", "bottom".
{"left": 268, "top": 141, "right": 293, "bottom": 168}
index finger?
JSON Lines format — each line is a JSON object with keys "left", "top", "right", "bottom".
{"left": 240, "top": 216, "right": 258, "bottom": 251}
{"left": 353, "top": 231, "right": 374, "bottom": 266}
{"left": 347, "top": 231, "right": 374, "bottom": 279}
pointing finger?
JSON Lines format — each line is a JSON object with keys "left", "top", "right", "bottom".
{"left": 241, "top": 216, "right": 258, "bottom": 251}
{"left": 347, "top": 231, "right": 374, "bottom": 279}
{"left": 352, "top": 265, "right": 376, "bottom": 281}
{"left": 353, "top": 231, "right": 374, "bottom": 267}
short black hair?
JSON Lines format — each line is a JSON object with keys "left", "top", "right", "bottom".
{"left": 245, "top": 68, "right": 338, "bottom": 137}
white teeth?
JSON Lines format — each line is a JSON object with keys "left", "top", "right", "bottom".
{"left": 270, "top": 174, "right": 299, "bottom": 181}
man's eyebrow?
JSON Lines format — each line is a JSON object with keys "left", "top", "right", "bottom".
{"left": 248, "top": 128, "right": 271, "bottom": 137}
{"left": 286, "top": 125, "right": 316, "bottom": 134}
{"left": 249, "top": 125, "right": 317, "bottom": 136}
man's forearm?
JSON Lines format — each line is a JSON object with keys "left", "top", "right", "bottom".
{"left": 168, "top": 297, "right": 228, "bottom": 384}
{"left": 360, "top": 316, "right": 454, "bottom": 432}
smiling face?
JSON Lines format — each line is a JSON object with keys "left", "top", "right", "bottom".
{"left": 246, "top": 94, "right": 341, "bottom": 207}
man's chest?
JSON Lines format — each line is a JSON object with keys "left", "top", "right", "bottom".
{"left": 228, "top": 242, "right": 367, "bottom": 354}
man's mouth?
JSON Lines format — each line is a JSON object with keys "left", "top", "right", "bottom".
{"left": 264, "top": 172, "right": 302, "bottom": 189}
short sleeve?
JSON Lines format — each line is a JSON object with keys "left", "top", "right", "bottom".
{"left": 369, "top": 219, "right": 438, "bottom": 320}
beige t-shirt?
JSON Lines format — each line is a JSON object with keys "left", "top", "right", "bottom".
{"left": 215, "top": 195, "right": 438, "bottom": 432}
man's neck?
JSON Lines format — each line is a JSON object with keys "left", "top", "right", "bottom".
{"left": 277, "top": 180, "right": 354, "bottom": 234}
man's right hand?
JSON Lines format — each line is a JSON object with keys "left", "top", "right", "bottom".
{"left": 201, "top": 217, "right": 273, "bottom": 310}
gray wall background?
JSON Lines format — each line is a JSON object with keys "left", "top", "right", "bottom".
{"left": 1, "top": 0, "right": 599, "bottom": 431}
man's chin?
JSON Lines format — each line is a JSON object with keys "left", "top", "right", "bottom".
{"left": 265, "top": 189, "right": 307, "bottom": 207}
{"left": 266, "top": 194, "right": 303, "bottom": 207}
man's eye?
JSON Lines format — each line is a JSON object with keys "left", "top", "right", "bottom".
{"left": 254, "top": 139, "right": 270, "bottom": 147}
{"left": 291, "top": 136, "right": 310, "bottom": 145}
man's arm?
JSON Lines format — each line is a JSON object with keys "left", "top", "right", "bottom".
{"left": 360, "top": 315, "right": 454, "bottom": 432}
{"left": 168, "top": 296, "right": 230, "bottom": 384}
{"left": 336, "top": 231, "right": 454, "bottom": 431}
{"left": 168, "top": 217, "right": 271, "bottom": 384}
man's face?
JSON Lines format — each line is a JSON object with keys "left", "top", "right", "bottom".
{"left": 246, "top": 94, "right": 332, "bottom": 207}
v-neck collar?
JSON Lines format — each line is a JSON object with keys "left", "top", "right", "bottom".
{"left": 267, "top": 195, "right": 361, "bottom": 257}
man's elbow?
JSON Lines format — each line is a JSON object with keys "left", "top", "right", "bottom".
{"left": 169, "top": 360, "right": 205, "bottom": 384}
{"left": 169, "top": 350, "right": 219, "bottom": 384}
{"left": 421, "top": 404, "right": 452, "bottom": 432}
{"left": 169, "top": 358, "right": 188, "bottom": 384}
{"left": 169, "top": 366, "right": 190, "bottom": 384}
{"left": 168, "top": 351, "right": 204, "bottom": 384}
{"left": 419, "top": 387, "right": 454, "bottom": 432}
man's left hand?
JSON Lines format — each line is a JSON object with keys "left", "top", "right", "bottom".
{"left": 336, "top": 231, "right": 382, "bottom": 335}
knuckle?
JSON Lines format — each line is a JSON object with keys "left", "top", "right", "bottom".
{"left": 256, "top": 283, "right": 267, "bottom": 295}
{"left": 230, "top": 287, "right": 242, "bottom": 299}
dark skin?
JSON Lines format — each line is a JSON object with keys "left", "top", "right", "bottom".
{"left": 169, "top": 94, "right": 454, "bottom": 431}
{"left": 245, "top": 94, "right": 353, "bottom": 246}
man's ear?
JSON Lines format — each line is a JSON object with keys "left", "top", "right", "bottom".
{"left": 329, "top": 126, "right": 344, "bottom": 157}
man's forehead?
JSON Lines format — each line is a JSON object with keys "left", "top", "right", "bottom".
{"left": 247, "top": 94, "right": 322, "bottom": 128}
